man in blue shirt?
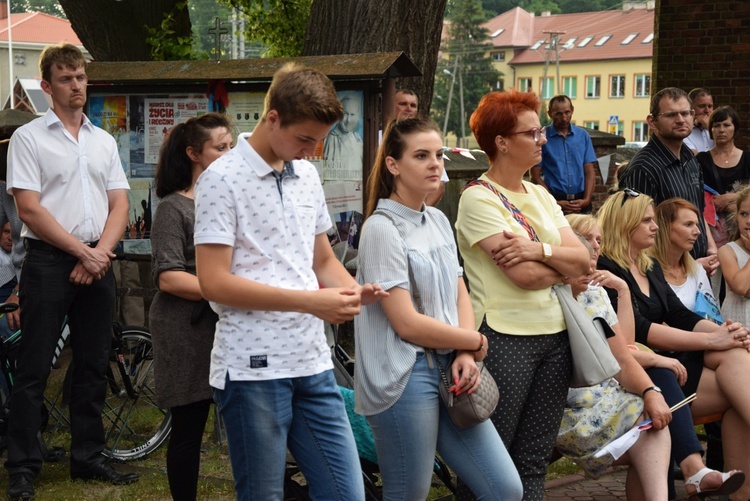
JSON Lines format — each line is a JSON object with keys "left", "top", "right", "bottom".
{"left": 531, "top": 95, "right": 597, "bottom": 214}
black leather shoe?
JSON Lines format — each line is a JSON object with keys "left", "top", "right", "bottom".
{"left": 70, "top": 462, "right": 139, "bottom": 485}
{"left": 7, "top": 473, "right": 35, "bottom": 500}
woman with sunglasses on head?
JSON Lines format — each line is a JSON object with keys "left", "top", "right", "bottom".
{"left": 597, "top": 190, "right": 750, "bottom": 500}
{"left": 150, "top": 112, "right": 233, "bottom": 501}
{"left": 569, "top": 213, "right": 741, "bottom": 500}
{"left": 454, "top": 90, "right": 590, "bottom": 500}
{"left": 355, "top": 116, "right": 523, "bottom": 501}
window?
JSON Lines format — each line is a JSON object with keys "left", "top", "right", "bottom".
{"left": 633, "top": 121, "right": 649, "bottom": 142}
{"left": 583, "top": 121, "right": 600, "bottom": 130}
{"left": 608, "top": 121, "right": 624, "bottom": 136}
{"left": 635, "top": 74, "right": 650, "bottom": 97}
{"left": 490, "top": 28, "right": 505, "bottom": 37}
{"left": 14, "top": 52, "right": 26, "bottom": 66}
{"left": 595, "top": 35, "right": 612, "bottom": 46}
{"left": 578, "top": 36, "right": 594, "bottom": 47}
{"left": 517, "top": 78, "right": 532, "bottom": 92}
{"left": 562, "top": 37, "right": 578, "bottom": 49}
{"left": 540, "top": 77, "right": 554, "bottom": 99}
{"left": 531, "top": 39, "right": 545, "bottom": 50}
{"left": 562, "top": 77, "right": 577, "bottom": 99}
{"left": 492, "top": 51, "right": 505, "bottom": 62}
{"left": 610, "top": 75, "right": 625, "bottom": 98}
{"left": 585, "top": 76, "right": 600, "bottom": 99}
{"left": 621, "top": 33, "right": 639, "bottom": 45}
{"left": 642, "top": 33, "right": 654, "bottom": 43}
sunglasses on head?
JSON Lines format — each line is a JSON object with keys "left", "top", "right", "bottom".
{"left": 620, "top": 188, "right": 641, "bottom": 207}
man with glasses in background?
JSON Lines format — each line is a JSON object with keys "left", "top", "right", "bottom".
{"left": 531, "top": 94, "right": 597, "bottom": 214}
{"left": 618, "top": 87, "right": 719, "bottom": 275}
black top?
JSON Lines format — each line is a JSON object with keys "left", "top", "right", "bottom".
{"left": 597, "top": 255, "right": 705, "bottom": 394}
{"left": 618, "top": 135, "right": 708, "bottom": 259}
{"left": 697, "top": 150, "right": 750, "bottom": 196}
{"left": 596, "top": 255, "right": 703, "bottom": 344}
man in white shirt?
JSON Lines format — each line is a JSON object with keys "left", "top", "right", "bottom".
{"left": 684, "top": 88, "right": 715, "bottom": 154}
{"left": 5, "top": 43, "right": 135, "bottom": 500}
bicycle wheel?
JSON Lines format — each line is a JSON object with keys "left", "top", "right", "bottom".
{"left": 102, "top": 326, "right": 172, "bottom": 461}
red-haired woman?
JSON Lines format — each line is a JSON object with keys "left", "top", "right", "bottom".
{"left": 455, "top": 90, "right": 590, "bottom": 499}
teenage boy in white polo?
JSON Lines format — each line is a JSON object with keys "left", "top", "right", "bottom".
{"left": 194, "top": 64, "right": 385, "bottom": 500}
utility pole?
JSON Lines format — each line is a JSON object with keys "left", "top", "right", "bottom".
{"left": 541, "top": 30, "right": 565, "bottom": 110}
{"left": 458, "top": 63, "right": 466, "bottom": 148}
{"left": 442, "top": 55, "right": 460, "bottom": 143}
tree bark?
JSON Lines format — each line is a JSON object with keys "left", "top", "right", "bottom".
{"left": 302, "top": 0, "right": 447, "bottom": 114}
{"left": 59, "top": 0, "right": 191, "bottom": 61}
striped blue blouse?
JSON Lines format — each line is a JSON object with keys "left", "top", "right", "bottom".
{"left": 354, "top": 198, "right": 461, "bottom": 416}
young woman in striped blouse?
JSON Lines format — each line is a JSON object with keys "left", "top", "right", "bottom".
{"left": 354, "top": 116, "right": 522, "bottom": 500}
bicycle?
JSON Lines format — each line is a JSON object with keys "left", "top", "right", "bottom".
{"left": 0, "top": 307, "right": 171, "bottom": 462}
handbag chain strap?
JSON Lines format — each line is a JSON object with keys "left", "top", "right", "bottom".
{"left": 464, "top": 179, "right": 540, "bottom": 242}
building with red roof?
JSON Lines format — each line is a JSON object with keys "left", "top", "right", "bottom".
{"left": 484, "top": 2, "right": 655, "bottom": 142}
{"left": 0, "top": 2, "right": 88, "bottom": 113}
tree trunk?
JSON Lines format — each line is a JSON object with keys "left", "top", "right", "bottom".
{"left": 59, "top": 0, "right": 191, "bottom": 61}
{"left": 302, "top": 0, "right": 447, "bottom": 114}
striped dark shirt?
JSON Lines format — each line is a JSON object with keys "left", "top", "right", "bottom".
{"left": 618, "top": 135, "right": 707, "bottom": 258}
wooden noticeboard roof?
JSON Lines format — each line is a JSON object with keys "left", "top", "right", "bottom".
{"left": 86, "top": 52, "right": 421, "bottom": 85}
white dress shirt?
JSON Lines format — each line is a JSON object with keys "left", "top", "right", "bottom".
{"left": 7, "top": 109, "right": 130, "bottom": 242}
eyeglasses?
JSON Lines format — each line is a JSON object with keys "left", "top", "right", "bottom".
{"left": 655, "top": 110, "right": 695, "bottom": 120}
{"left": 507, "top": 127, "right": 546, "bottom": 142}
{"left": 620, "top": 188, "right": 641, "bottom": 207}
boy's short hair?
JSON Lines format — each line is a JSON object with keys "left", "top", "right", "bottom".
{"left": 39, "top": 43, "right": 87, "bottom": 83}
{"left": 263, "top": 63, "right": 344, "bottom": 127}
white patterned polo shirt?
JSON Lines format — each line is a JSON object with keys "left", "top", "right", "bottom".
{"left": 194, "top": 134, "right": 333, "bottom": 388}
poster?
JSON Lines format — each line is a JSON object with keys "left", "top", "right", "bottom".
{"left": 226, "top": 92, "right": 265, "bottom": 134}
{"left": 144, "top": 97, "right": 209, "bottom": 164}
{"left": 323, "top": 181, "right": 363, "bottom": 267}
{"left": 122, "top": 177, "right": 153, "bottom": 254}
{"left": 88, "top": 95, "right": 129, "bottom": 175}
{"left": 323, "top": 90, "right": 364, "bottom": 182}
{"left": 127, "top": 95, "right": 155, "bottom": 178}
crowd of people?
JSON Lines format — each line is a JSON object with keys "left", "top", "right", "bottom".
{"left": 3, "top": 40, "right": 750, "bottom": 501}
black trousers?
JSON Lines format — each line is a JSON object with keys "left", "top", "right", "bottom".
{"left": 168, "top": 399, "right": 213, "bottom": 501}
{"left": 4, "top": 241, "right": 115, "bottom": 476}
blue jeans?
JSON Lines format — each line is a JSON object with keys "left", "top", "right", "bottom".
{"left": 367, "top": 353, "right": 523, "bottom": 501}
{"left": 213, "top": 370, "right": 364, "bottom": 501}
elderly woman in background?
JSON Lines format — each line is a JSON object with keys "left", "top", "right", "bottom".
{"left": 556, "top": 229, "right": 671, "bottom": 500}
{"left": 597, "top": 190, "right": 750, "bottom": 500}
{"left": 697, "top": 106, "right": 750, "bottom": 248}
{"left": 455, "top": 89, "right": 589, "bottom": 499}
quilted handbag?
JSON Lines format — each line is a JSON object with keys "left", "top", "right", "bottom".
{"left": 433, "top": 352, "right": 499, "bottom": 429}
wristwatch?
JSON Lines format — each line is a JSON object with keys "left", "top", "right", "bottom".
{"left": 12, "top": 289, "right": 19, "bottom": 297}
{"left": 541, "top": 243, "right": 552, "bottom": 263}
{"left": 642, "top": 385, "right": 662, "bottom": 397}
